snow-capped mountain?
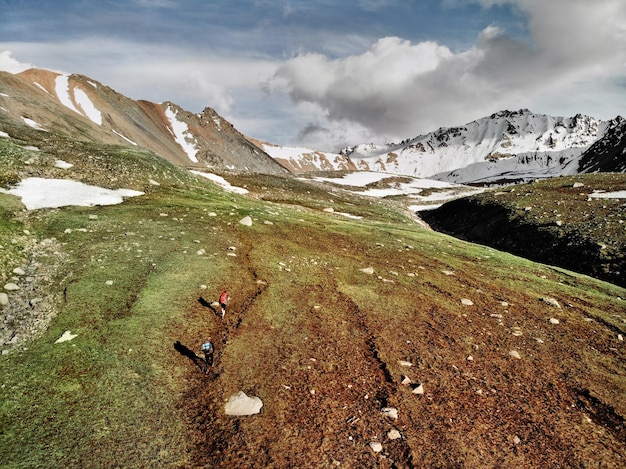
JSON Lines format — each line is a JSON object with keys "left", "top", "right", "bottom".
{"left": 0, "top": 69, "right": 287, "bottom": 174}
{"left": 342, "top": 109, "right": 617, "bottom": 184}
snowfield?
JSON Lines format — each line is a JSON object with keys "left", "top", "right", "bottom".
{"left": 301, "top": 171, "right": 484, "bottom": 211}
{"left": 0, "top": 178, "right": 144, "bottom": 210}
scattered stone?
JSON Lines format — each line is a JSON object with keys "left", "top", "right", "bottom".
{"left": 387, "top": 429, "right": 402, "bottom": 440}
{"left": 513, "top": 435, "right": 521, "bottom": 445}
{"left": 208, "top": 212, "right": 217, "bottom": 217}
{"left": 618, "top": 334, "right": 623, "bottom": 341}
{"left": 467, "top": 355, "right": 474, "bottom": 361}
{"left": 12, "top": 267, "right": 25, "bottom": 276}
{"left": 441, "top": 270, "right": 455, "bottom": 276}
{"left": 323, "top": 207, "right": 334, "bottom": 213}
{"left": 196, "top": 249, "right": 206, "bottom": 255}
{"left": 541, "top": 297, "right": 561, "bottom": 308}
{"left": 200, "top": 284, "right": 207, "bottom": 289}
{"left": 224, "top": 391, "right": 263, "bottom": 416}
{"left": 461, "top": 298, "right": 474, "bottom": 306}
{"left": 105, "top": 280, "right": 113, "bottom": 286}
{"left": 500, "top": 301, "right": 509, "bottom": 307}
{"left": 369, "top": 441, "right": 383, "bottom": 453}
{"left": 398, "top": 360, "right": 413, "bottom": 367}
{"left": 412, "top": 383, "right": 424, "bottom": 394}
{"left": 0, "top": 293, "right": 8, "bottom": 306}
{"left": 381, "top": 407, "right": 398, "bottom": 419}
{"left": 88, "top": 214, "right": 98, "bottom": 220}
{"left": 572, "top": 182, "right": 585, "bottom": 188}
{"left": 55, "top": 330, "right": 78, "bottom": 343}
{"left": 490, "top": 313, "right": 503, "bottom": 319}
{"left": 509, "top": 350, "right": 521, "bottom": 360}
{"left": 3, "top": 283, "right": 19, "bottom": 291}
{"left": 549, "top": 318, "right": 560, "bottom": 325}
{"left": 238, "top": 216, "right": 253, "bottom": 227}
{"left": 359, "top": 267, "right": 374, "bottom": 275}
{"left": 401, "top": 375, "right": 412, "bottom": 385}
{"left": 263, "top": 220, "right": 274, "bottom": 225}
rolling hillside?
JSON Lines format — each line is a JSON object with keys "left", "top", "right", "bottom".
{"left": 0, "top": 118, "right": 625, "bottom": 467}
{"left": 0, "top": 66, "right": 625, "bottom": 468}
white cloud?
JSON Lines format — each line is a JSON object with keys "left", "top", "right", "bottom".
{"left": 0, "top": 50, "right": 32, "bottom": 74}
{"left": 268, "top": 0, "right": 626, "bottom": 149}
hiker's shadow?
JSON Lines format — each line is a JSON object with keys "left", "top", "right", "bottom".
{"left": 173, "top": 340, "right": 204, "bottom": 372}
{"left": 198, "top": 297, "right": 221, "bottom": 318}
{"left": 173, "top": 341, "right": 220, "bottom": 380}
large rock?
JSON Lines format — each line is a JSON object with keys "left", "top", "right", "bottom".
{"left": 239, "top": 216, "right": 253, "bottom": 226}
{"left": 224, "top": 391, "right": 263, "bottom": 416}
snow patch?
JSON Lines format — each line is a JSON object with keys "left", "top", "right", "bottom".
{"left": 165, "top": 105, "right": 199, "bottom": 162}
{"left": 54, "top": 160, "right": 73, "bottom": 169}
{"left": 34, "top": 82, "right": 49, "bottom": 94}
{"left": 55, "top": 74, "right": 81, "bottom": 114}
{"left": 0, "top": 178, "right": 144, "bottom": 210}
{"left": 22, "top": 117, "right": 46, "bottom": 131}
{"left": 191, "top": 171, "right": 248, "bottom": 194}
{"left": 74, "top": 88, "right": 102, "bottom": 125}
{"left": 589, "top": 190, "right": 626, "bottom": 199}
{"left": 112, "top": 129, "right": 137, "bottom": 145}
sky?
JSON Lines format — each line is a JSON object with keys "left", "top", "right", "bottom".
{"left": 1, "top": 0, "right": 625, "bottom": 152}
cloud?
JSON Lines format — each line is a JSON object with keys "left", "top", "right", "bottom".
{"left": 269, "top": 0, "right": 626, "bottom": 149}
{"left": 0, "top": 50, "right": 32, "bottom": 74}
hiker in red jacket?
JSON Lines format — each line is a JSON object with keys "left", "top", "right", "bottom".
{"left": 219, "top": 291, "right": 230, "bottom": 318}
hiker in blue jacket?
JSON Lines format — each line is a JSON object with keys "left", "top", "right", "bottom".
{"left": 201, "top": 340, "right": 214, "bottom": 373}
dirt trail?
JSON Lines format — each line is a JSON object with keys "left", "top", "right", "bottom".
{"left": 174, "top": 239, "right": 422, "bottom": 467}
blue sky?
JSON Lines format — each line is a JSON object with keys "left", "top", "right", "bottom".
{"left": 1, "top": 0, "right": 625, "bottom": 151}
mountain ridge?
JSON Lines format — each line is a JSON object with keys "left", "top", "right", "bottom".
{"left": 2, "top": 68, "right": 624, "bottom": 184}
{"left": 1, "top": 69, "right": 288, "bottom": 174}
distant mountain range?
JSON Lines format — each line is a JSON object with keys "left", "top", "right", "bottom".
{"left": 264, "top": 109, "right": 625, "bottom": 185}
{"left": 1, "top": 68, "right": 624, "bottom": 184}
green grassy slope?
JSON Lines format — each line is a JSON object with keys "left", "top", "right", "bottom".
{"left": 0, "top": 132, "right": 625, "bottom": 468}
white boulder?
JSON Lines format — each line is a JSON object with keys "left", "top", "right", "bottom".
{"left": 224, "top": 391, "right": 263, "bottom": 416}
{"left": 239, "top": 216, "right": 253, "bottom": 226}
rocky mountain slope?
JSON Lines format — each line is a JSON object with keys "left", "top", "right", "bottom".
{"left": 0, "top": 69, "right": 287, "bottom": 174}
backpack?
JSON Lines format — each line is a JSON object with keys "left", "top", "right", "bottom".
{"left": 219, "top": 291, "right": 229, "bottom": 304}
{"left": 202, "top": 342, "right": 213, "bottom": 354}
